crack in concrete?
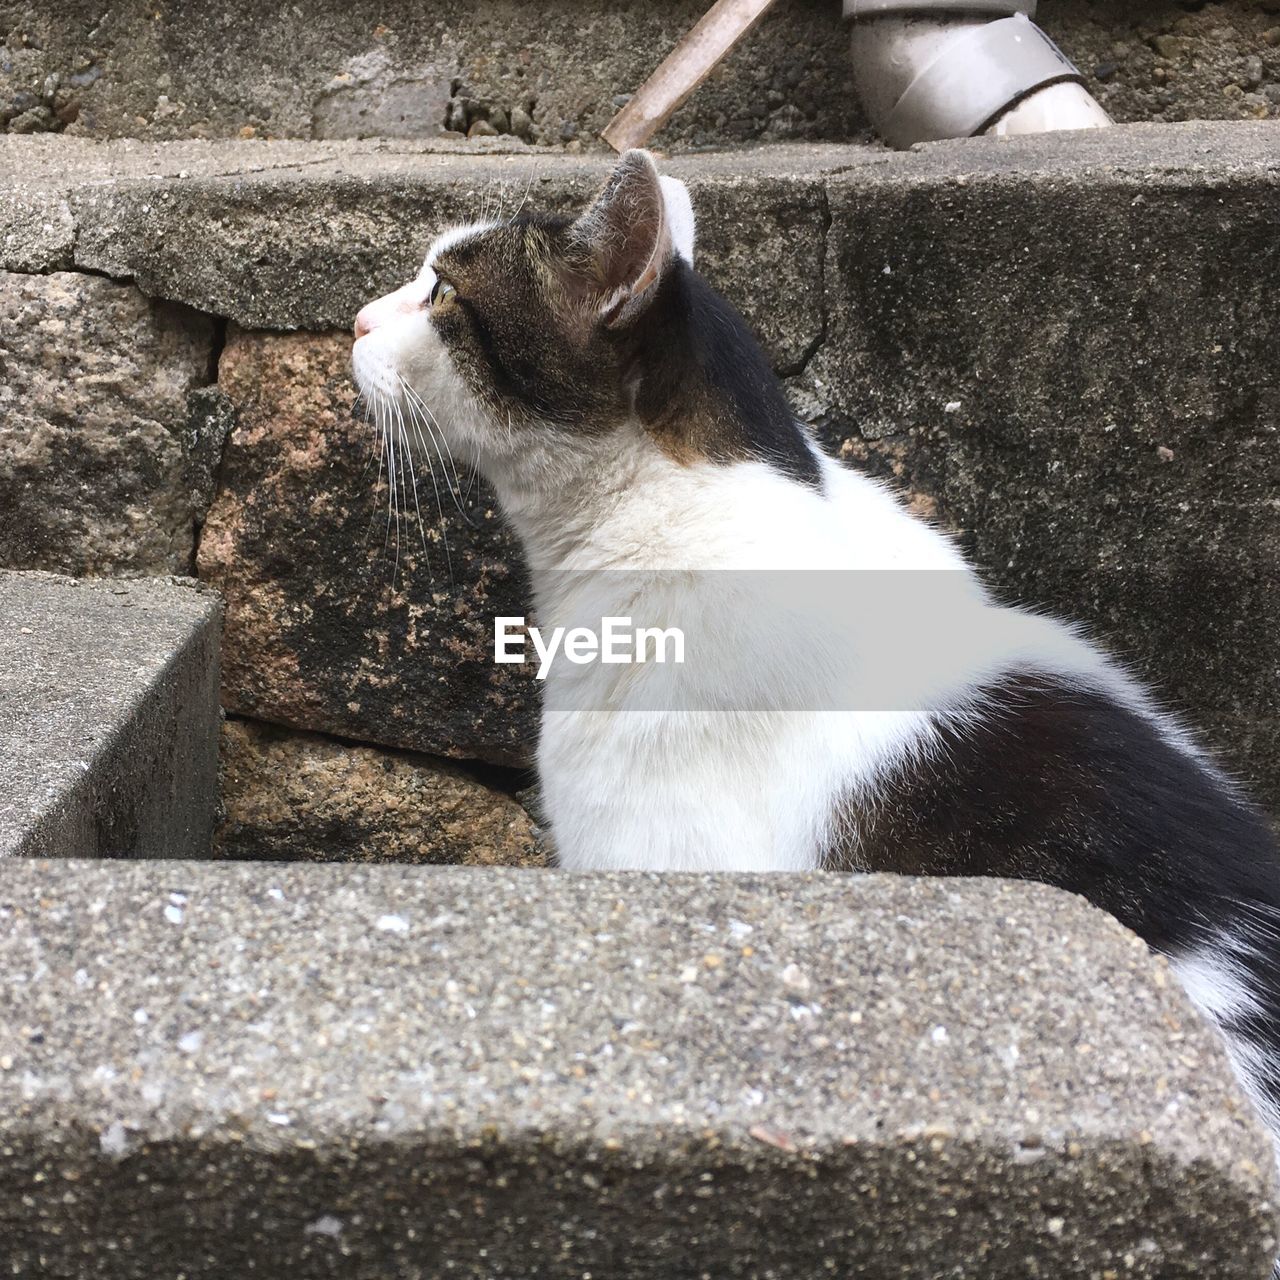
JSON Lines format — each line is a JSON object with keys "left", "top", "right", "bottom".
{"left": 776, "top": 183, "right": 832, "bottom": 381}
{"left": 61, "top": 257, "right": 137, "bottom": 288}
{"left": 190, "top": 316, "right": 234, "bottom": 576}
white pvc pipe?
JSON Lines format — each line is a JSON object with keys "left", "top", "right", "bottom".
{"left": 985, "top": 80, "right": 1113, "bottom": 136}
{"left": 846, "top": 5, "right": 1112, "bottom": 150}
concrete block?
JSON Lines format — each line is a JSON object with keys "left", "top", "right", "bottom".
{"left": 0, "top": 863, "right": 1273, "bottom": 1277}
{"left": 53, "top": 139, "right": 837, "bottom": 352}
{"left": 0, "top": 571, "right": 221, "bottom": 859}
{"left": 0, "top": 271, "right": 222, "bottom": 577}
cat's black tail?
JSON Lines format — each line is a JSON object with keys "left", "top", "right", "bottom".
{"left": 849, "top": 670, "right": 1280, "bottom": 1157}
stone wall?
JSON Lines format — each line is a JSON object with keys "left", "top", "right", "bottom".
{"left": 0, "top": 272, "right": 220, "bottom": 576}
{"left": 216, "top": 718, "right": 542, "bottom": 865}
{"left": 2, "top": 1, "right": 1280, "bottom": 148}
{"left": 3, "top": 123, "right": 1278, "bottom": 850}
{"left": 199, "top": 330, "right": 535, "bottom": 765}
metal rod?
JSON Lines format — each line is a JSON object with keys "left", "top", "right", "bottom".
{"left": 602, "top": 0, "right": 781, "bottom": 153}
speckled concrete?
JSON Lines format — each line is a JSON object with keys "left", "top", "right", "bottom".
{"left": 0, "top": 571, "right": 221, "bottom": 859}
{"left": 0, "top": 861, "right": 1274, "bottom": 1276}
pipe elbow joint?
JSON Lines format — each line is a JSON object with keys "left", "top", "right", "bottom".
{"left": 845, "top": 0, "right": 1110, "bottom": 149}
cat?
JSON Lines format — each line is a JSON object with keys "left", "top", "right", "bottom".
{"left": 352, "top": 149, "right": 1280, "bottom": 1159}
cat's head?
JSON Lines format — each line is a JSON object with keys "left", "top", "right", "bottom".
{"left": 351, "top": 149, "right": 697, "bottom": 475}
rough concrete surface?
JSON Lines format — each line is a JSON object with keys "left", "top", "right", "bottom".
{"left": 0, "top": 570, "right": 221, "bottom": 859}
{"left": 0, "top": 135, "right": 836, "bottom": 351}
{"left": 804, "top": 124, "right": 1280, "bottom": 810}
{"left": 0, "top": 863, "right": 1275, "bottom": 1277}
{"left": 2, "top": 1, "right": 1280, "bottom": 150}
{"left": 197, "top": 328, "right": 537, "bottom": 765}
{"left": 216, "top": 717, "right": 541, "bottom": 865}
{"left": 0, "top": 271, "right": 221, "bottom": 576}
{"left": 0, "top": 0, "right": 861, "bottom": 147}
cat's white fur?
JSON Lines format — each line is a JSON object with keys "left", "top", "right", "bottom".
{"left": 352, "top": 182, "right": 1270, "bottom": 1147}
{"left": 659, "top": 175, "right": 696, "bottom": 264}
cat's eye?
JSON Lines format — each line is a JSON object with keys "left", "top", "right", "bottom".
{"left": 429, "top": 278, "right": 456, "bottom": 307}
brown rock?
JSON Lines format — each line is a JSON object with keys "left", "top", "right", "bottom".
{"left": 215, "top": 717, "right": 544, "bottom": 865}
{"left": 198, "top": 327, "right": 537, "bottom": 764}
{"left": 0, "top": 271, "right": 219, "bottom": 575}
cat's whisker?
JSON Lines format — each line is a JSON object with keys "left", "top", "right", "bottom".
{"left": 391, "top": 399, "right": 422, "bottom": 545}
{"left": 397, "top": 414, "right": 431, "bottom": 562}
{"left": 390, "top": 400, "right": 424, "bottom": 584}
{"left": 398, "top": 378, "right": 477, "bottom": 530}
{"left": 399, "top": 392, "right": 456, "bottom": 583}
{"left": 397, "top": 380, "right": 455, "bottom": 482}
{"left": 509, "top": 160, "right": 537, "bottom": 223}
{"left": 366, "top": 396, "right": 390, "bottom": 549}
{"left": 356, "top": 393, "right": 382, "bottom": 482}
{"left": 402, "top": 384, "right": 467, "bottom": 502}
{"left": 383, "top": 400, "right": 399, "bottom": 571}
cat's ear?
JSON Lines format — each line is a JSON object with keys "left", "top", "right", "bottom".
{"left": 569, "top": 149, "right": 675, "bottom": 329}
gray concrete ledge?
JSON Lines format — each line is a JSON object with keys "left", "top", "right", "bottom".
{"left": 0, "top": 571, "right": 222, "bottom": 859}
{"left": 0, "top": 861, "right": 1274, "bottom": 1277}
{"left": 3, "top": 123, "right": 1278, "bottom": 328}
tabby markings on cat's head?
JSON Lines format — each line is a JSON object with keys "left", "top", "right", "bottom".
{"left": 351, "top": 149, "right": 819, "bottom": 489}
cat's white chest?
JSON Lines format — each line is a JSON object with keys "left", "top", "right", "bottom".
{"left": 525, "top": 451, "right": 981, "bottom": 872}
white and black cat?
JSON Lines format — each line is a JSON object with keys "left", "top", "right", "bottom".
{"left": 353, "top": 150, "right": 1280, "bottom": 1153}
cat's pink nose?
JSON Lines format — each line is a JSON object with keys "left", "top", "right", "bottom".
{"left": 355, "top": 283, "right": 428, "bottom": 340}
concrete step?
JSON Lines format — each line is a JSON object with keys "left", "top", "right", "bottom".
{"left": 0, "top": 570, "right": 221, "bottom": 859}
{"left": 1, "top": 859, "right": 1274, "bottom": 1277}
{"left": 3, "top": 1, "right": 1278, "bottom": 148}
{"left": 5, "top": 122, "right": 1274, "bottom": 802}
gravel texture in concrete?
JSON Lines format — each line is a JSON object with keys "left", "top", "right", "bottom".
{"left": 0, "top": 862, "right": 1275, "bottom": 1277}
{"left": 2, "top": 0, "right": 1279, "bottom": 147}
{"left": 0, "top": 571, "right": 221, "bottom": 859}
